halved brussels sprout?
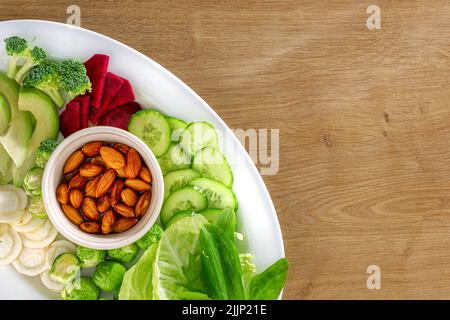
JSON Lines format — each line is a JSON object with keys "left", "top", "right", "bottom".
{"left": 62, "top": 277, "right": 100, "bottom": 300}
{"left": 23, "top": 167, "right": 44, "bottom": 197}
{"left": 136, "top": 224, "right": 163, "bottom": 249}
{"left": 49, "top": 253, "right": 81, "bottom": 284}
{"left": 75, "top": 245, "right": 106, "bottom": 268}
{"left": 107, "top": 243, "right": 139, "bottom": 263}
{"left": 93, "top": 261, "right": 127, "bottom": 291}
{"left": 29, "top": 196, "right": 47, "bottom": 218}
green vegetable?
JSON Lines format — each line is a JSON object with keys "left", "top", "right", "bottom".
{"left": 248, "top": 258, "right": 288, "bottom": 300}
{"left": 153, "top": 214, "right": 208, "bottom": 300}
{"left": 4, "top": 36, "right": 28, "bottom": 79}
{"left": 23, "top": 167, "right": 43, "bottom": 197}
{"left": 240, "top": 254, "right": 256, "bottom": 292}
{"left": 92, "top": 261, "right": 127, "bottom": 291}
{"left": 29, "top": 196, "right": 47, "bottom": 218}
{"left": 178, "top": 291, "right": 211, "bottom": 300}
{"left": 14, "top": 46, "right": 47, "bottom": 84}
{"left": 213, "top": 208, "right": 237, "bottom": 240}
{"left": 107, "top": 243, "right": 139, "bottom": 263}
{"left": 75, "top": 245, "right": 106, "bottom": 268}
{"left": 62, "top": 277, "right": 100, "bottom": 300}
{"left": 59, "top": 60, "right": 91, "bottom": 100}
{"left": 119, "top": 244, "right": 158, "bottom": 300}
{"left": 199, "top": 225, "right": 228, "bottom": 300}
{"left": 49, "top": 253, "right": 81, "bottom": 284}
{"left": 204, "top": 224, "right": 245, "bottom": 299}
{"left": 136, "top": 224, "right": 164, "bottom": 250}
{"left": 23, "top": 62, "right": 64, "bottom": 108}
{"left": 35, "top": 139, "right": 58, "bottom": 168}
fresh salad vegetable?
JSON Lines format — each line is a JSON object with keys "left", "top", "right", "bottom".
{"left": 23, "top": 167, "right": 43, "bottom": 197}
{"left": 35, "top": 139, "right": 58, "bottom": 168}
{"left": 62, "top": 277, "right": 100, "bottom": 300}
{"left": 75, "top": 245, "right": 106, "bottom": 268}
{"left": 49, "top": 253, "right": 81, "bottom": 284}
{"left": 92, "top": 261, "right": 127, "bottom": 292}
{"left": 107, "top": 244, "right": 139, "bottom": 263}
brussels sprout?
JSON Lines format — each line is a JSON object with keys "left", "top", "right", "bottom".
{"left": 29, "top": 196, "right": 47, "bottom": 218}
{"left": 23, "top": 167, "right": 43, "bottom": 197}
{"left": 107, "top": 244, "right": 139, "bottom": 263}
{"left": 62, "top": 277, "right": 100, "bottom": 300}
{"left": 49, "top": 253, "right": 81, "bottom": 284}
{"left": 136, "top": 224, "right": 164, "bottom": 249}
{"left": 36, "top": 139, "right": 58, "bottom": 168}
{"left": 75, "top": 245, "right": 106, "bottom": 268}
{"left": 93, "top": 261, "right": 127, "bottom": 291}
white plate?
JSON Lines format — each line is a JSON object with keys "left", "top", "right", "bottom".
{"left": 0, "top": 20, "right": 284, "bottom": 300}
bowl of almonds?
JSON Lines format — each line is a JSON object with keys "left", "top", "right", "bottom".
{"left": 42, "top": 127, "right": 164, "bottom": 250}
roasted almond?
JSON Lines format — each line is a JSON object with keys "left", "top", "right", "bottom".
{"left": 84, "top": 176, "right": 100, "bottom": 198}
{"left": 95, "top": 169, "right": 117, "bottom": 198}
{"left": 125, "top": 148, "right": 142, "bottom": 179}
{"left": 56, "top": 183, "right": 69, "bottom": 204}
{"left": 114, "top": 143, "right": 131, "bottom": 154}
{"left": 97, "top": 195, "right": 111, "bottom": 212}
{"left": 113, "top": 203, "right": 135, "bottom": 218}
{"left": 82, "top": 141, "right": 104, "bottom": 157}
{"left": 121, "top": 188, "right": 138, "bottom": 207}
{"left": 69, "top": 189, "right": 83, "bottom": 209}
{"left": 82, "top": 197, "right": 100, "bottom": 221}
{"left": 61, "top": 204, "right": 84, "bottom": 225}
{"left": 101, "top": 209, "right": 116, "bottom": 234}
{"left": 135, "top": 191, "right": 151, "bottom": 218}
{"left": 68, "top": 173, "right": 87, "bottom": 190}
{"left": 99, "top": 146, "right": 126, "bottom": 170}
{"left": 112, "top": 218, "right": 138, "bottom": 233}
{"left": 80, "top": 222, "right": 101, "bottom": 234}
{"left": 110, "top": 179, "right": 125, "bottom": 206}
{"left": 125, "top": 178, "right": 151, "bottom": 191}
{"left": 63, "top": 150, "right": 85, "bottom": 174}
{"left": 91, "top": 155, "right": 108, "bottom": 167}
{"left": 139, "top": 166, "right": 152, "bottom": 183}
{"left": 79, "top": 163, "right": 104, "bottom": 178}
{"left": 116, "top": 167, "right": 127, "bottom": 178}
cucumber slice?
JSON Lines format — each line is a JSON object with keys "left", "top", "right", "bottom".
{"left": 192, "top": 147, "right": 233, "bottom": 187}
{"left": 0, "top": 94, "right": 12, "bottom": 136}
{"left": 160, "top": 187, "right": 207, "bottom": 226}
{"left": 128, "top": 109, "right": 171, "bottom": 157}
{"left": 157, "top": 144, "right": 190, "bottom": 175}
{"left": 189, "top": 178, "right": 238, "bottom": 210}
{"left": 165, "top": 210, "right": 196, "bottom": 228}
{"left": 164, "top": 168, "right": 201, "bottom": 199}
{"left": 179, "top": 122, "right": 218, "bottom": 157}
{"left": 166, "top": 116, "right": 188, "bottom": 142}
{"left": 49, "top": 253, "right": 81, "bottom": 284}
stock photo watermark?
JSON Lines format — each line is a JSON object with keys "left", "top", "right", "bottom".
{"left": 66, "top": 5, "right": 81, "bottom": 27}
{"left": 367, "top": 5, "right": 381, "bottom": 30}
{"left": 367, "top": 265, "right": 381, "bottom": 290}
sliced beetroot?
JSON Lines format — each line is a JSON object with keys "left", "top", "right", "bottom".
{"left": 90, "top": 72, "right": 124, "bottom": 124}
{"left": 60, "top": 101, "right": 81, "bottom": 137}
{"left": 83, "top": 54, "right": 109, "bottom": 109}
{"left": 98, "top": 101, "right": 141, "bottom": 130}
{"left": 76, "top": 95, "right": 90, "bottom": 129}
{"left": 106, "top": 77, "right": 135, "bottom": 111}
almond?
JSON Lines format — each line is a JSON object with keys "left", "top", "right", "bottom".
{"left": 121, "top": 188, "right": 137, "bottom": 207}
{"left": 97, "top": 195, "right": 111, "bottom": 212}
{"left": 69, "top": 173, "right": 87, "bottom": 189}
{"left": 61, "top": 204, "right": 84, "bottom": 225}
{"left": 125, "top": 179, "right": 151, "bottom": 191}
{"left": 112, "top": 218, "right": 138, "bottom": 233}
{"left": 69, "top": 189, "right": 83, "bottom": 209}
{"left": 56, "top": 183, "right": 69, "bottom": 204}
{"left": 63, "top": 150, "right": 85, "bottom": 174}
{"left": 125, "top": 148, "right": 142, "bottom": 179}
{"left": 139, "top": 166, "right": 152, "bottom": 183}
{"left": 116, "top": 167, "right": 127, "bottom": 178}
{"left": 110, "top": 179, "right": 125, "bottom": 206}
{"left": 85, "top": 176, "right": 100, "bottom": 198}
{"left": 91, "top": 155, "right": 108, "bottom": 167}
{"left": 135, "top": 191, "right": 151, "bottom": 218}
{"left": 113, "top": 203, "right": 135, "bottom": 218}
{"left": 95, "top": 169, "right": 117, "bottom": 198}
{"left": 82, "top": 141, "right": 104, "bottom": 157}
{"left": 79, "top": 163, "right": 104, "bottom": 178}
{"left": 101, "top": 209, "right": 116, "bottom": 234}
{"left": 114, "top": 143, "right": 131, "bottom": 154}
{"left": 82, "top": 197, "right": 100, "bottom": 221}
{"left": 99, "top": 146, "right": 125, "bottom": 170}
{"left": 80, "top": 222, "right": 101, "bottom": 234}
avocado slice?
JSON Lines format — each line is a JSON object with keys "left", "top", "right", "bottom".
{"left": 0, "top": 94, "right": 12, "bottom": 136}
{"left": 0, "top": 144, "right": 12, "bottom": 185}
{"left": 0, "top": 73, "right": 19, "bottom": 117}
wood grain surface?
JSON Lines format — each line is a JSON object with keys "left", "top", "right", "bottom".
{"left": 3, "top": 0, "right": 450, "bottom": 299}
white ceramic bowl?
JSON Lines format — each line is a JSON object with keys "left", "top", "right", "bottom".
{"left": 42, "top": 127, "right": 164, "bottom": 250}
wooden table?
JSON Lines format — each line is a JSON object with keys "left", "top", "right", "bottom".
{"left": 4, "top": 0, "right": 450, "bottom": 299}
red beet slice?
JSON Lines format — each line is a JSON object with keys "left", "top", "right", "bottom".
{"left": 106, "top": 77, "right": 135, "bottom": 111}
{"left": 60, "top": 101, "right": 81, "bottom": 137}
{"left": 83, "top": 54, "right": 109, "bottom": 109}
{"left": 98, "top": 101, "right": 141, "bottom": 130}
{"left": 90, "top": 72, "right": 124, "bottom": 124}
{"left": 76, "top": 95, "right": 90, "bottom": 129}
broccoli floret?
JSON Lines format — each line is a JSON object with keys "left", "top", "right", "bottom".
{"left": 14, "top": 46, "right": 47, "bottom": 84}
{"left": 35, "top": 139, "right": 58, "bottom": 168}
{"left": 23, "top": 62, "right": 65, "bottom": 108}
{"left": 4, "top": 36, "right": 28, "bottom": 79}
{"left": 59, "top": 60, "right": 91, "bottom": 101}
